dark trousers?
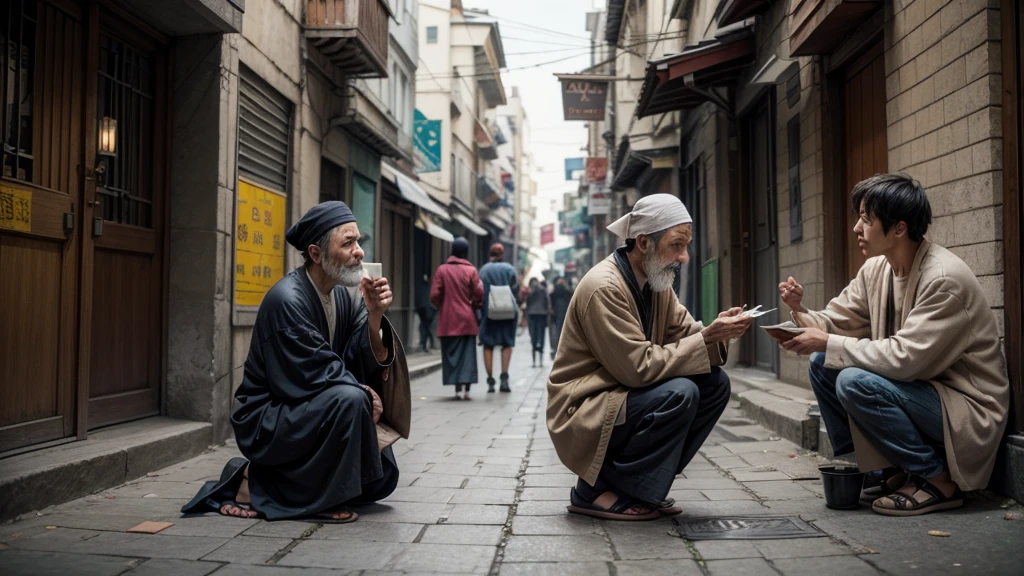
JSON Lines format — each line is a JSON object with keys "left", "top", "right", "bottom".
{"left": 808, "top": 352, "right": 945, "bottom": 478}
{"left": 416, "top": 306, "right": 436, "bottom": 351}
{"left": 528, "top": 314, "right": 548, "bottom": 353}
{"left": 578, "top": 368, "right": 731, "bottom": 505}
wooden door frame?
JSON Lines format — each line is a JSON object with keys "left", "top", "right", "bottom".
{"left": 77, "top": 2, "right": 172, "bottom": 434}
{"left": 1001, "top": 0, "right": 1024, "bottom": 432}
{"left": 821, "top": 36, "right": 884, "bottom": 300}
{"left": 737, "top": 89, "right": 778, "bottom": 370}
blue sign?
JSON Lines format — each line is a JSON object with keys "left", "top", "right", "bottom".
{"left": 414, "top": 109, "right": 441, "bottom": 173}
{"left": 564, "top": 157, "right": 584, "bottom": 180}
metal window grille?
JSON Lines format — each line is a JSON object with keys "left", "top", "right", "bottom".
{"left": 1, "top": 0, "right": 37, "bottom": 182}
{"left": 96, "top": 33, "right": 156, "bottom": 227}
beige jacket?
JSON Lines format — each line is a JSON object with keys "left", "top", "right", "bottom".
{"left": 794, "top": 240, "right": 1009, "bottom": 490}
{"left": 546, "top": 255, "right": 726, "bottom": 485}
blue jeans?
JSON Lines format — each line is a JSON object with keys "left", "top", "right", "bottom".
{"left": 808, "top": 353, "right": 946, "bottom": 478}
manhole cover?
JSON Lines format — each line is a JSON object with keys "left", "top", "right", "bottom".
{"left": 674, "top": 516, "right": 826, "bottom": 540}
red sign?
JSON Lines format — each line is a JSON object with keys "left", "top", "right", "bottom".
{"left": 540, "top": 223, "right": 555, "bottom": 246}
{"left": 585, "top": 157, "right": 608, "bottom": 183}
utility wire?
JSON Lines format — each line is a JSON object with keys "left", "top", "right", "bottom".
{"left": 464, "top": 9, "right": 593, "bottom": 42}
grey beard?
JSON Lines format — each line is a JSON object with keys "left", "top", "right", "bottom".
{"left": 643, "top": 252, "right": 679, "bottom": 292}
{"left": 323, "top": 256, "right": 364, "bottom": 287}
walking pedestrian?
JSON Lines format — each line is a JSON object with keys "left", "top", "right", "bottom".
{"left": 525, "top": 278, "right": 551, "bottom": 366}
{"left": 415, "top": 273, "right": 436, "bottom": 353}
{"left": 549, "top": 276, "right": 573, "bottom": 360}
{"left": 479, "top": 243, "right": 519, "bottom": 393}
{"left": 430, "top": 238, "right": 483, "bottom": 400}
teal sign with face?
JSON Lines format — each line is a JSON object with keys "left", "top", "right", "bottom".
{"left": 414, "top": 109, "right": 441, "bottom": 173}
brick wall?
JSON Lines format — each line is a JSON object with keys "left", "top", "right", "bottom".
{"left": 886, "top": 0, "right": 1005, "bottom": 339}
{"left": 777, "top": 56, "right": 828, "bottom": 387}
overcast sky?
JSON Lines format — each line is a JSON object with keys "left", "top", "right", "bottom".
{"left": 467, "top": 0, "right": 604, "bottom": 263}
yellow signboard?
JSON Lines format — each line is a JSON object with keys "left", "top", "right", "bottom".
{"left": 0, "top": 184, "right": 32, "bottom": 232}
{"left": 234, "top": 179, "right": 287, "bottom": 308}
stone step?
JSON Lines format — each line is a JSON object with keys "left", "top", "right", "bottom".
{"left": 0, "top": 417, "right": 212, "bottom": 521}
{"left": 726, "top": 367, "right": 819, "bottom": 450}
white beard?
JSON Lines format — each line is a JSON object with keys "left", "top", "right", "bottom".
{"left": 322, "top": 254, "right": 364, "bottom": 287}
{"left": 643, "top": 249, "right": 679, "bottom": 293}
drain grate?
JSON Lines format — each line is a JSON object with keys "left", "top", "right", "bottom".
{"left": 674, "top": 516, "right": 826, "bottom": 540}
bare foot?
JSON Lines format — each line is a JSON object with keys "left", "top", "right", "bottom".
{"left": 219, "top": 466, "right": 259, "bottom": 518}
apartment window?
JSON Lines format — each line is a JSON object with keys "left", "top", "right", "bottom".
{"left": 426, "top": 26, "right": 438, "bottom": 44}
{"left": 398, "top": 71, "right": 408, "bottom": 129}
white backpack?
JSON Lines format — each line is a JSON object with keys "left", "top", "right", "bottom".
{"left": 487, "top": 284, "right": 517, "bottom": 320}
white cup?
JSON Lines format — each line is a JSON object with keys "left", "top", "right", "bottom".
{"left": 363, "top": 262, "right": 382, "bottom": 279}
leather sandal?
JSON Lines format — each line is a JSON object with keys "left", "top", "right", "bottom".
{"left": 658, "top": 497, "right": 682, "bottom": 517}
{"left": 566, "top": 488, "right": 660, "bottom": 521}
{"left": 871, "top": 474, "right": 963, "bottom": 517}
{"left": 860, "top": 467, "right": 906, "bottom": 505}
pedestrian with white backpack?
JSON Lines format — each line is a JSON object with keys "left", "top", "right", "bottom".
{"left": 479, "top": 244, "right": 520, "bottom": 393}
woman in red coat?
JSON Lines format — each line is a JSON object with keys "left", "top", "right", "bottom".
{"left": 430, "top": 238, "right": 484, "bottom": 400}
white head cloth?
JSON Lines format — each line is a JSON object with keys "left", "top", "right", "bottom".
{"left": 606, "top": 193, "right": 692, "bottom": 239}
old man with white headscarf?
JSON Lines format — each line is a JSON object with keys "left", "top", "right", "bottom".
{"left": 547, "top": 194, "right": 753, "bottom": 521}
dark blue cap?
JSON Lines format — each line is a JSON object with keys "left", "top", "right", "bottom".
{"left": 286, "top": 201, "right": 357, "bottom": 251}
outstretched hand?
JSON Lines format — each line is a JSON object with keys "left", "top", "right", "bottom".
{"left": 780, "top": 327, "right": 829, "bottom": 355}
{"left": 701, "top": 309, "right": 754, "bottom": 344}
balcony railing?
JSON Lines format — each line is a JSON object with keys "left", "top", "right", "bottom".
{"left": 305, "top": 0, "right": 391, "bottom": 77}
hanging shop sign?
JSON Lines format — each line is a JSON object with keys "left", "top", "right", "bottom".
{"left": 585, "top": 157, "right": 608, "bottom": 183}
{"left": 556, "top": 74, "right": 610, "bottom": 121}
{"left": 540, "top": 223, "right": 556, "bottom": 246}
{"left": 588, "top": 182, "right": 611, "bottom": 216}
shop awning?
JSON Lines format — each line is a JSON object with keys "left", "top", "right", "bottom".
{"left": 789, "top": 0, "right": 883, "bottom": 57}
{"left": 635, "top": 24, "right": 755, "bottom": 118}
{"left": 454, "top": 213, "right": 488, "bottom": 236}
{"left": 381, "top": 164, "right": 450, "bottom": 220}
{"left": 717, "top": 0, "right": 774, "bottom": 27}
{"left": 416, "top": 214, "right": 454, "bottom": 243}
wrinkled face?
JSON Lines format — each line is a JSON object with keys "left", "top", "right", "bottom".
{"left": 312, "top": 223, "right": 365, "bottom": 287}
{"left": 640, "top": 223, "right": 692, "bottom": 292}
{"left": 852, "top": 201, "right": 901, "bottom": 258}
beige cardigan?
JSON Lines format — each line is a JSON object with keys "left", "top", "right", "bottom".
{"left": 794, "top": 240, "right": 1009, "bottom": 490}
{"left": 546, "top": 255, "right": 726, "bottom": 485}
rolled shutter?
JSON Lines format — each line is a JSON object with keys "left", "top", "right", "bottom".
{"left": 238, "top": 66, "right": 292, "bottom": 192}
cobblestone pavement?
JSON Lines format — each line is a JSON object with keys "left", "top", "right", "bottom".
{"left": 2, "top": 334, "right": 1023, "bottom": 575}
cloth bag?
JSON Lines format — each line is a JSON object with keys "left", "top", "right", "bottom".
{"left": 487, "top": 284, "right": 517, "bottom": 320}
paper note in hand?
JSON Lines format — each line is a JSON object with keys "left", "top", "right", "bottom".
{"left": 740, "top": 305, "right": 777, "bottom": 318}
{"left": 761, "top": 321, "right": 806, "bottom": 343}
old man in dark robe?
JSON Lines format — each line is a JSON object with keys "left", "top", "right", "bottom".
{"left": 183, "top": 201, "right": 411, "bottom": 523}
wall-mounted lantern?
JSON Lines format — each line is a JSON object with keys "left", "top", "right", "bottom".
{"left": 98, "top": 116, "right": 117, "bottom": 156}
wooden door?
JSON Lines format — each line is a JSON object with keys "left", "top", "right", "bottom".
{"left": 0, "top": 0, "right": 84, "bottom": 454}
{"left": 83, "top": 11, "right": 169, "bottom": 428}
{"left": 380, "top": 199, "right": 412, "bottom": 344}
{"left": 843, "top": 43, "right": 888, "bottom": 280}
{"left": 743, "top": 95, "right": 779, "bottom": 373}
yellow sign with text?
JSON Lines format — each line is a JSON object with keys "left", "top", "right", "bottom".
{"left": 234, "top": 179, "right": 287, "bottom": 308}
{"left": 0, "top": 184, "right": 32, "bottom": 232}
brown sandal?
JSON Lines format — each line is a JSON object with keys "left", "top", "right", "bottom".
{"left": 567, "top": 488, "right": 660, "bottom": 521}
{"left": 872, "top": 475, "right": 963, "bottom": 517}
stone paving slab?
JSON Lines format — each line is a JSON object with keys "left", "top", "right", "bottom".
{"left": 200, "top": 535, "right": 291, "bottom": 564}
{"left": 502, "top": 535, "right": 613, "bottom": 562}
{"left": 704, "top": 558, "right": 779, "bottom": 576}
{"left": 127, "top": 558, "right": 223, "bottom": 576}
{"left": 385, "top": 542, "right": 495, "bottom": 573}
{"left": 0, "top": 549, "right": 141, "bottom": 576}
{"left": 614, "top": 559, "right": 703, "bottom": 576}
{"left": 420, "top": 523, "right": 504, "bottom": 545}
{"left": 510, "top": 515, "right": 598, "bottom": 535}
{"left": 499, "top": 561, "right": 611, "bottom": 576}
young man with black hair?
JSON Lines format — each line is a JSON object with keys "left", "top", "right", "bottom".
{"left": 779, "top": 174, "right": 1009, "bottom": 516}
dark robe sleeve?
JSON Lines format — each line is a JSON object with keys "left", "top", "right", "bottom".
{"left": 340, "top": 289, "right": 396, "bottom": 397}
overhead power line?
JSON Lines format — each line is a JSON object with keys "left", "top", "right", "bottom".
{"left": 464, "top": 9, "right": 593, "bottom": 42}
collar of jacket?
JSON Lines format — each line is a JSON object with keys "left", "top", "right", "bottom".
{"left": 445, "top": 256, "right": 474, "bottom": 266}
